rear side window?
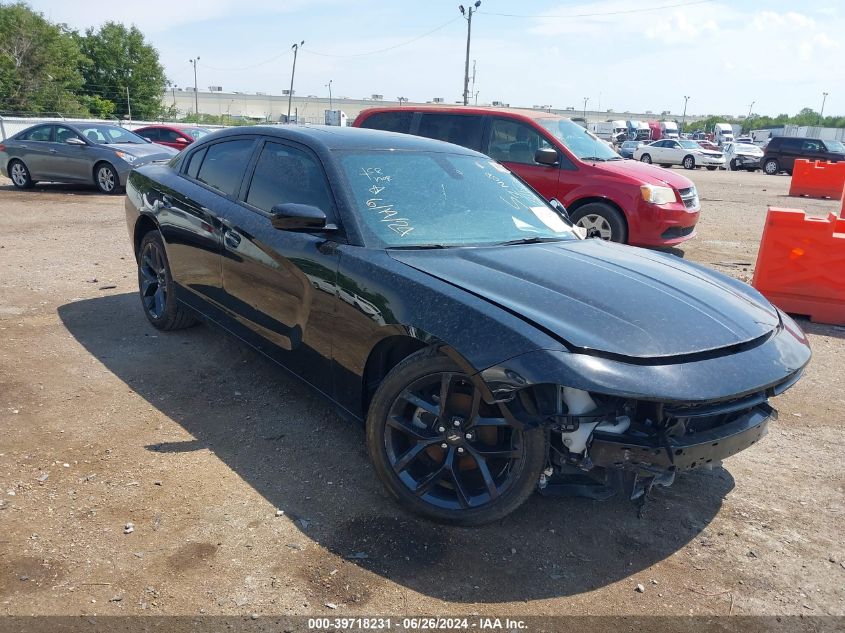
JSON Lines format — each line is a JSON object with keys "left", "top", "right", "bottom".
{"left": 195, "top": 139, "right": 254, "bottom": 196}
{"left": 246, "top": 142, "right": 334, "bottom": 215}
{"left": 418, "top": 114, "right": 483, "bottom": 151}
{"left": 780, "top": 138, "right": 802, "bottom": 151}
{"left": 359, "top": 111, "right": 413, "bottom": 134}
{"left": 140, "top": 128, "right": 160, "bottom": 141}
{"left": 19, "top": 126, "right": 52, "bottom": 141}
{"left": 185, "top": 147, "right": 207, "bottom": 179}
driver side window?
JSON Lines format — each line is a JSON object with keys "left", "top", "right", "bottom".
{"left": 488, "top": 119, "right": 551, "bottom": 165}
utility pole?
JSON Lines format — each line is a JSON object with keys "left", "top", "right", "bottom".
{"left": 126, "top": 86, "right": 131, "bottom": 122}
{"left": 288, "top": 41, "right": 305, "bottom": 123}
{"left": 681, "top": 95, "right": 690, "bottom": 132}
{"left": 397, "top": 97, "right": 408, "bottom": 107}
{"left": 459, "top": 2, "right": 481, "bottom": 106}
{"left": 582, "top": 97, "right": 589, "bottom": 122}
{"left": 746, "top": 101, "right": 755, "bottom": 132}
{"left": 820, "top": 92, "right": 828, "bottom": 125}
{"left": 188, "top": 57, "right": 200, "bottom": 117}
{"left": 326, "top": 79, "right": 333, "bottom": 110}
{"left": 470, "top": 59, "right": 477, "bottom": 104}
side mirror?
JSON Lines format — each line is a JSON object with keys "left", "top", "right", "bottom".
{"left": 176, "top": 137, "right": 190, "bottom": 144}
{"left": 270, "top": 203, "right": 333, "bottom": 231}
{"left": 143, "top": 137, "right": 153, "bottom": 143}
{"left": 535, "top": 147, "right": 559, "bottom": 166}
{"left": 66, "top": 137, "right": 86, "bottom": 145}
{"left": 549, "top": 198, "right": 571, "bottom": 224}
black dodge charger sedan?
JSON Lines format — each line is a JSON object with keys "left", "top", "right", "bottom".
{"left": 125, "top": 125, "right": 811, "bottom": 525}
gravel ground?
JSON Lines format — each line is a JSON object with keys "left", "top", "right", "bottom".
{"left": 0, "top": 168, "right": 843, "bottom": 621}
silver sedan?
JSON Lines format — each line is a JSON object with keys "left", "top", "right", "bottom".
{"left": 0, "top": 122, "right": 178, "bottom": 194}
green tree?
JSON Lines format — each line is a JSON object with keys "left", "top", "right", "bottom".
{"left": 77, "top": 22, "right": 166, "bottom": 120}
{"left": 0, "top": 2, "right": 87, "bottom": 115}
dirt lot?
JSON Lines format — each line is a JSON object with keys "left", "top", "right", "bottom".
{"left": 0, "top": 168, "right": 843, "bottom": 622}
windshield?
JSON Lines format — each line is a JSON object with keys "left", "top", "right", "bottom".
{"left": 184, "top": 127, "right": 211, "bottom": 140}
{"left": 338, "top": 151, "right": 578, "bottom": 248}
{"left": 78, "top": 125, "right": 146, "bottom": 144}
{"left": 536, "top": 117, "right": 620, "bottom": 161}
{"left": 679, "top": 140, "right": 701, "bottom": 150}
{"left": 826, "top": 140, "right": 845, "bottom": 153}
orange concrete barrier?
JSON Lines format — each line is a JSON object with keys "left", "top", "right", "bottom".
{"left": 788, "top": 159, "right": 845, "bottom": 199}
{"left": 752, "top": 208, "right": 845, "bottom": 325}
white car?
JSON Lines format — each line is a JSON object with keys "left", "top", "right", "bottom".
{"left": 634, "top": 138, "right": 725, "bottom": 170}
{"left": 723, "top": 142, "right": 764, "bottom": 171}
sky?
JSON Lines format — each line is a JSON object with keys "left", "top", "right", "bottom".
{"left": 26, "top": 0, "right": 844, "bottom": 117}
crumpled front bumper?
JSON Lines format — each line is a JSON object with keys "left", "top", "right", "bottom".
{"left": 588, "top": 403, "right": 773, "bottom": 476}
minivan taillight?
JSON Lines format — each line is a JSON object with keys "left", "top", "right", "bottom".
{"left": 0, "top": 144, "right": 6, "bottom": 152}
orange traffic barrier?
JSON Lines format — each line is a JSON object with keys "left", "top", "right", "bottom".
{"left": 788, "top": 159, "right": 845, "bottom": 199}
{"left": 752, "top": 208, "right": 845, "bottom": 325}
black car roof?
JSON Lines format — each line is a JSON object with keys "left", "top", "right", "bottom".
{"left": 202, "top": 124, "right": 485, "bottom": 156}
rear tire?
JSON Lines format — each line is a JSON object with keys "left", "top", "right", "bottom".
{"left": 8, "top": 160, "right": 34, "bottom": 189}
{"left": 639, "top": 154, "right": 652, "bottom": 164}
{"left": 137, "top": 231, "right": 197, "bottom": 331}
{"left": 571, "top": 202, "right": 628, "bottom": 243}
{"left": 683, "top": 155, "right": 695, "bottom": 170}
{"left": 729, "top": 158, "right": 737, "bottom": 171}
{"left": 366, "top": 349, "right": 548, "bottom": 526}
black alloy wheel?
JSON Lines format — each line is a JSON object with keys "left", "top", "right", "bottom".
{"left": 367, "top": 351, "right": 546, "bottom": 525}
{"left": 137, "top": 232, "right": 196, "bottom": 330}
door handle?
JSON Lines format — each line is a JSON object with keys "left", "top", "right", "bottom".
{"left": 224, "top": 230, "right": 241, "bottom": 249}
{"left": 49, "top": 149, "right": 58, "bottom": 154}
{"left": 160, "top": 194, "right": 172, "bottom": 209}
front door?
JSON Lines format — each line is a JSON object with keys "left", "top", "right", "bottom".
{"left": 50, "top": 125, "right": 93, "bottom": 182}
{"left": 486, "top": 117, "right": 561, "bottom": 200}
{"left": 218, "top": 138, "right": 340, "bottom": 395}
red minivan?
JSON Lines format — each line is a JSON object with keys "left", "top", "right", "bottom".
{"left": 353, "top": 107, "right": 700, "bottom": 246}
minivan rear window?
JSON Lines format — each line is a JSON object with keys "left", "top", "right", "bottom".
{"left": 417, "top": 114, "right": 484, "bottom": 151}
{"left": 359, "top": 111, "right": 414, "bottom": 134}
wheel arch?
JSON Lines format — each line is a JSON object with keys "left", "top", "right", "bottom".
{"left": 133, "top": 213, "right": 160, "bottom": 261}
{"left": 92, "top": 159, "right": 118, "bottom": 186}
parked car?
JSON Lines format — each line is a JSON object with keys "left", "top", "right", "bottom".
{"left": 735, "top": 136, "right": 753, "bottom": 145}
{"left": 133, "top": 125, "right": 213, "bottom": 150}
{"left": 723, "top": 142, "right": 764, "bottom": 171}
{"left": 125, "top": 125, "right": 810, "bottom": 525}
{"left": 761, "top": 136, "right": 845, "bottom": 175}
{"left": 354, "top": 107, "right": 700, "bottom": 247}
{"left": 635, "top": 138, "right": 725, "bottom": 170}
{"left": 697, "top": 140, "right": 721, "bottom": 152}
{"left": 618, "top": 140, "right": 646, "bottom": 159}
{"left": 0, "top": 122, "right": 177, "bottom": 194}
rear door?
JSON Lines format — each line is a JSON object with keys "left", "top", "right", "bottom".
{"left": 416, "top": 113, "right": 485, "bottom": 151}
{"left": 14, "top": 125, "right": 54, "bottom": 178}
{"left": 218, "top": 138, "right": 341, "bottom": 394}
{"left": 485, "top": 117, "right": 562, "bottom": 200}
{"left": 778, "top": 138, "right": 803, "bottom": 170}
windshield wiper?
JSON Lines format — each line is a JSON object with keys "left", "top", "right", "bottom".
{"left": 580, "top": 156, "right": 607, "bottom": 162}
{"left": 495, "top": 236, "right": 564, "bottom": 246}
{"left": 386, "top": 243, "right": 450, "bottom": 250}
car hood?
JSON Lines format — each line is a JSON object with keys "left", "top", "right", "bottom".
{"left": 390, "top": 239, "right": 780, "bottom": 359}
{"left": 590, "top": 158, "right": 695, "bottom": 189}
{"left": 735, "top": 148, "right": 763, "bottom": 156}
{"left": 107, "top": 143, "right": 178, "bottom": 160}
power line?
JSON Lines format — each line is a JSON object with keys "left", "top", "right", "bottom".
{"left": 305, "top": 16, "right": 461, "bottom": 58}
{"left": 481, "top": 0, "right": 714, "bottom": 19}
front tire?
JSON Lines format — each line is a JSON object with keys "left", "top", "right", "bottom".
{"left": 639, "top": 153, "right": 652, "bottom": 164}
{"left": 763, "top": 158, "right": 780, "bottom": 175}
{"left": 137, "top": 231, "right": 197, "bottom": 331}
{"left": 367, "top": 349, "right": 547, "bottom": 526}
{"left": 94, "top": 162, "right": 120, "bottom": 194}
{"left": 571, "top": 202, "right": 628, "bottom": 243}
{"left": 8, "top": 160, "right": 34, "bottom": 189}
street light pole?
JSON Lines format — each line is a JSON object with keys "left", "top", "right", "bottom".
{"left": 820, "top": 92, "right": 828, "bottom": 124}
{"left": 326, "top": 79, "right": 333, "bottom": 110}
{"left": 582, "top": 96, "right": 589, "bottom": 122}
{"left": 459, "top": 2, "right": 481, "bottom": 106}
{"left": 681, "top": 95, "right": 690, "bottom": 132}
{"left": 188, "top": 57, "right": 200, "bottom": 116}
{"left": 288, "top": 41, "right": 305, "bottom": 123}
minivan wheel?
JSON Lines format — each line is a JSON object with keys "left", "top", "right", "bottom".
{"left": 8, "top": 160, "right": 34, "bottom": 189}
{"left": 640, "top": 153, "right": 652, "bottom": 164}
{"left": 94, "top": 162, "right": 120, "bottom": 194}
{"left": 137, "top": 232, "right": 197, "bottom": 330}
{"left": 366, "top": 349, "right": 548, "bottom": 526}
{"left": 571, "top": 202, "right": 628, "bottom": 243}
{"left": 729, "top": 158, "right": 738, "bottom": 171}
{"left": 683, "top": 155, "right": 696, "bottom": 170}
{"left": 763, "top": 159, "right": 779, "bottom": 175}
